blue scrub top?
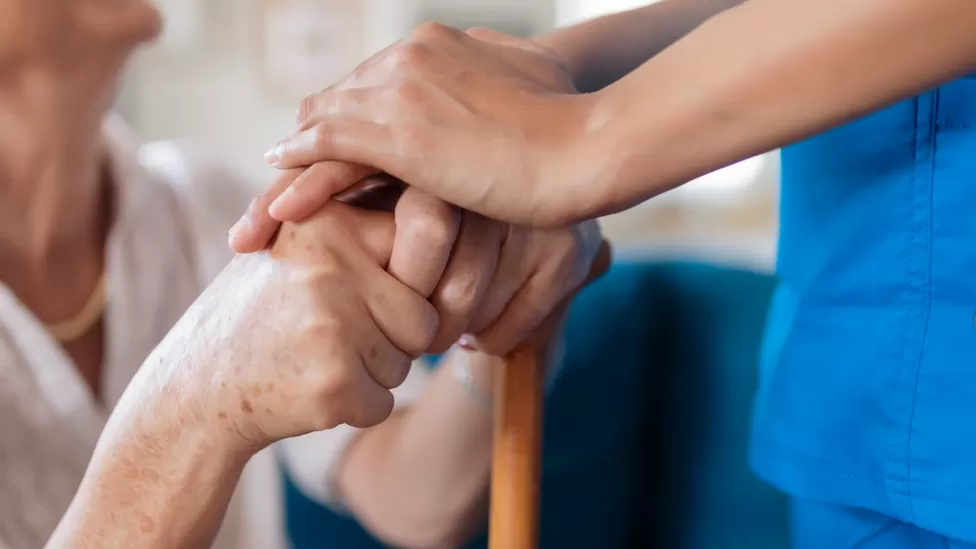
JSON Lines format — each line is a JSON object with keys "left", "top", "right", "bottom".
{"left": 751, "top": 75, "right": 976, "bottom": 542}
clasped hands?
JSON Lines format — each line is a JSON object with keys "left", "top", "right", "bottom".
{"left": 134, "top": 191, "right": 601, "bottom": 461}
{"left": 124, "top": 26, "right": 605, "bottom": 464}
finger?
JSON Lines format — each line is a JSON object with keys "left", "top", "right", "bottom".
{"left": 265, "top": 114, "right": 398, "bottom": 174}
{"left": 334, "top": 350, "right": 397, "bottom": 429}
{"left": 388, "top": 187, "right": 461, "bottom": 298}
{"left": 268, "top": 161, "right": 378, "bottom": 221}
{"left": 471, "top": 272, "right": 554, "bottom": 356}
{"left": 476, "top": 239, "right": 614, "bottom": 355}
{"left": 465, "top": 226, "right": 529, "bottom": 335}
{"left": 275, "top": 201, "right": 395, "bottom": 267}
{"left": 228, "top": 168, "right": 303, "bottom": 253}
{"left": 346, "top": 206, "right": 397, "bottom": 267}
{"left": 363, "top": 269, "right": 439, "bottom": 359}
{"left": 357, "top": 321, "right": 413, "bottom": 390}
{"left": 297, "top": 39, "right": 403, "bottom": 125}
{"left": 294, "top": 87, "right": 374, "bottom": 133}
{"left": 426, "top": 213, "right": 504, "bottom": 354}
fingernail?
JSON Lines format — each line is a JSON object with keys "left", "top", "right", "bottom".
{"left": 268, "top": 187, "right": 295, "bottom": 219}
{"left": 458, "top": 336, "right": 477, "bottom": 351}
{"left": 264, "top": 147, "right": 281, "bottom": 166}
{"left": 228, "top": 217, "right": 250, "bottom": 242}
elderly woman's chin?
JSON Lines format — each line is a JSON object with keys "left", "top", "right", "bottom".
{"left": 77, "top": 0, "right": 163, "bottom": 46}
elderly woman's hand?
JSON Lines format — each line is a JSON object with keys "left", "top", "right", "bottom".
{"left": 139, "top": 197, "right": 438, "bottom": 452}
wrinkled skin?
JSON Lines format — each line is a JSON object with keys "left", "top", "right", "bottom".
{"left": 137, "top": 203, "right": 438, "bottom": 452}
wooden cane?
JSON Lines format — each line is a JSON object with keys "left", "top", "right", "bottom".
{"left": 489, "top": 241, "right": 612, "bottom": 549}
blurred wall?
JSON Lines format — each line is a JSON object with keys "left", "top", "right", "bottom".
{"left": 121, "top": 0, "right": 553, "bottom": 183}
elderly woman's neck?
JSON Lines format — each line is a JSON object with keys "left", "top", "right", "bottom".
{"left": 0, "top": 100, "right": 109, "bottom": 283}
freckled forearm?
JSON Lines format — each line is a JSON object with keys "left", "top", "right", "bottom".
{"left": 47, "top": 370, "right": 250, "bottom": 549}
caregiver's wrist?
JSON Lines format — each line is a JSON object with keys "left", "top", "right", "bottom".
{"left": 558, "top": 88, "right": 648, "bottom": 221}
{"left": 530, "top": 91, "right": 625, "bottom": 227}
{"left": 578, "top": 83, "right": 694, "bottom": 217}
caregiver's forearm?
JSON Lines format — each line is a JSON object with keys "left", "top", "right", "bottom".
{"left": 536, "top": 0, "right": 744, "bottom": 93}
{"left": 46, "top": 361, "right": 248, "bottom": 549}
{"left": 583, "top": 0, "right": 976, "bottom": 215}
{"left": 338, "top": 349, "right": 496, "bottom": 549}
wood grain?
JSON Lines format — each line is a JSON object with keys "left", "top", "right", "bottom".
{"left": 489, "top": 242, "right": 611, "bottom": 549}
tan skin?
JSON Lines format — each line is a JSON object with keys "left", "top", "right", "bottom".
{"left": 236, "top": 0, "right": 976, "bottom": 231}
{"left": 1, "top": 4, "right": 604, "bottom": 549}
{"left": 0, "top": 0, "right": 161, "bottom": 397}
{"left": 50, "top": 203, "right": 442, "bottom": 549}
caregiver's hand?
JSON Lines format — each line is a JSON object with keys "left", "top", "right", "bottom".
{"left": 260, "top": 24, "right": 602, "bottom": 228}
{"left": 230, "top": 172, "right": 604, "bottom": 356}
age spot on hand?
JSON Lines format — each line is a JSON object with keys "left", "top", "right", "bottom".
{"left": 241, "top": 399, "right": 254, "bottom": 414}
{"left": 139, "top": 515, "right": 156, "bottom": 534}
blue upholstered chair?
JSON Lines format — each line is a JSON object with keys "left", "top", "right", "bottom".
{"left": 281, "top": 261, "right": 789, "bottom": 549}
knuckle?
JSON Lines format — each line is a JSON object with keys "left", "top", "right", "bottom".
{"left": 435, "top": 269, "right": 481, "bottom": 314}
{"left": 384, "top": 356, "right": 412, "bottom": 388}
{"left": 303, "top": 317, "right": 344, "bottom": 341}
{"left": 349, "top": 393, "right": 395, "bottom": 428}
{"left": 391, "top": 42, "right": 430, "bottom": 70}
{"left": 311, "top": 124, "right": 334, "bottom": 153}
{"left": 411, "top": 21, "right": 453, "bottom": 43}
{"left": 401, "top": 208, "right": 458, "bottom": 249}
{"left": 405, "top": 302, "right": 440, "bottom": 356}
{"left": 312, "top": 362, "right": 353, "bottom": 402}
{"left": 544, "top": 230, "right": 584, "bottom": 276}
{"left": 293, "top": 263, "right": 347, "bottom": 299}
{"left": 465, "top": 26, "right": 494, "bottom": 40}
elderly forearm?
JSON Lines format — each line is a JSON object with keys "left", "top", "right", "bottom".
{"left": 581, "top": 0, "right": 976, "bottom": 216}
{"left": 338, "top": 350, "right": 496, "bottom": 549}
{"left": 46, "top": 355, "right": 249, "bottom": 549}
{"left": 535, "top": 0, "right": 744, "bottom": 93}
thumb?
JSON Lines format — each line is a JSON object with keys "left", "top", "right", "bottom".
{"left": 228, "top": 168, "right": 302, "bottom": 253}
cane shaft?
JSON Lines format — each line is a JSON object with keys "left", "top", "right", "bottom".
{"left": 489, "top": 343, "right": 545, "bottom": 549}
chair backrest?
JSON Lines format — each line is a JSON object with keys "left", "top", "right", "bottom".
{"left": 640, "top": 263, "right": 788, "bottom": 549}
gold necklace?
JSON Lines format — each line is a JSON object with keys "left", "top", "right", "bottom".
{"left": 46, "top": 273, "right": 108, "bottom": 343}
